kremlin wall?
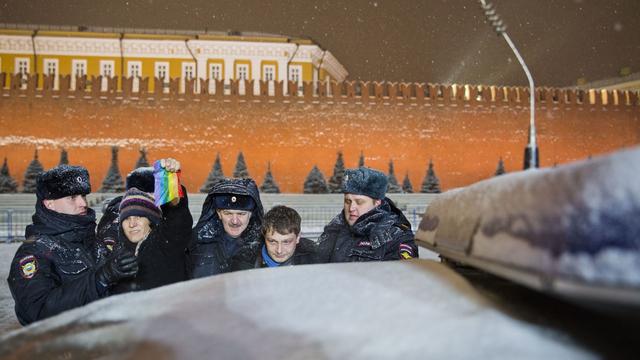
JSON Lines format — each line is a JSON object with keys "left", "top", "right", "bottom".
{"left": 0, "top": 76, "right": 638, "bottom": 193}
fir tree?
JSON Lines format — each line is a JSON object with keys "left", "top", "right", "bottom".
{"left": 387, "top": 159, "right": 402, "bottom": 193}
{"left": 327, "top": 151, "right": 346, "bottom": 193}
{"left": 358, "top": 151, "right": 365, "bottom": 167}
{"left": 100, "top": 146, "right": 125, "bottom": 193}
{"left": 233, "top": 151, "right": 250, "bottom": 179}
{"left": 23, "top": 149, "right": 44, "bottom": 193}
{"left": 134, "top": 147, "right": 150, "bottom": 168}
{"left": 402, "top": 172, "right": 414, "bottom": 193}
{"left": 58, "top": 148, "right": 69, "bottom": 165}
{"left": 303, "top": 165, "right": 329, "bottom": 194}
{"left": 494, "top": 157, "right": 506, "bottom": 176}
{"left": 260, "top": 162, "right": 280, "bottom": 193}
{"left": 421, "top": 159, "right": 441, "bottom": 194}
{"left": 200, "top": 153, "right": 225, "bottom": 193}
{"left": 0, "top": 157, "right": 19, "bottom": 193}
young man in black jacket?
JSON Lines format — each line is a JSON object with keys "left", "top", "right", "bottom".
{"left": 232, "top": 205, "right": 316, "bottom": 269}
{"left": 7, "top": 165, "right": 137, "bottom": 325}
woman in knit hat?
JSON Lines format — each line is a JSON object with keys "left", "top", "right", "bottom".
{"left": 95, "top": 166, "right": 155, "bottom": 265}
{"left": 112, "top": 158, "right": 193, "bottom": 293}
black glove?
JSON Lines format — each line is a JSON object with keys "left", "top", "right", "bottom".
{"left": 96, "top": 247, "right": 138, "bottom": 287}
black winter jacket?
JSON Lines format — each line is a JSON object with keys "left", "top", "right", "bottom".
{"left": 316, "top": 198, "right": 419, "bottom": 263}
{"left": 112, "top": 191, "right": 193, "bottom": 293}
{"left": 7, "top": 203, "right": 103, "bottom": 325}
{"left": 189, "top": 178, "right": 264, "bottom": 278}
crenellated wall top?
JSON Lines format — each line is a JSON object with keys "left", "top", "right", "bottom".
{"left": 0, "top": 72, "right": 637, "bottom": 108}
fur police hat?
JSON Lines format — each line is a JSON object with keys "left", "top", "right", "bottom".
{"left": 214, "top": 193, "right": 255, "bottom": 211}
{"left": 126, "top": 167, "right": 154, "bottom": 193}
{"left": 36, "top": 165, "right": 91, "bottom": 200}
{"left": 342, "top": 166, "right": 388, "bottom": 200}
{"left": 119, "top": 187, "right": 162, "bottom": 225}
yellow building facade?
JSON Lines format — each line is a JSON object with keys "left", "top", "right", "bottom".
{"left": 0, "top": 26, "right": 348, "bottom": 94}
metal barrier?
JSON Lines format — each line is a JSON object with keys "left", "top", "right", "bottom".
{"left": 1, "top": 206, "right": 425, "bottom": 243}
{"left": 0, "top": 210, "right": 32, "bottom": 243}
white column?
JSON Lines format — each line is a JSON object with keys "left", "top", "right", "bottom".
{"left": 251, "top": 59, "right": 261, "bottom": 96}
{"left": 224, "top": 57, "right": 233, "bottom": 95}
{"left": 196, "top": 55, "right": 207, "bottom": 94}
{"left": 278, "top": 59, "right": 288, "bottom": 95}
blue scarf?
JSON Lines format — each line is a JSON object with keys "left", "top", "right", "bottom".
{"left": 261, "top": 245, "right": 281, "bottom": 267}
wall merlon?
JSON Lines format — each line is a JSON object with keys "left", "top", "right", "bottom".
{"left": 0, "top": 73, "right": 638, "bottom": 109}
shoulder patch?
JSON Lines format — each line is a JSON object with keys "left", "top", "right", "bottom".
{"left": 24, "top": 235, "right": 37, "bottom": 244}
{"left": 103, "top": 238, "right": 116, "bottom": 252}
{"left": 19, "top": 255, "right": 38, "bottom": 279}
{"left": 399, "top": 243, "right": 415, "bottom": 260}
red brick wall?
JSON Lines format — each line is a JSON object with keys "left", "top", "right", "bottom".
{"left": 0, "top": 87, "right": 638, "bottom": 193}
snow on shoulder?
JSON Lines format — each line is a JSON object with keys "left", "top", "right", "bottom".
{"left": 0, "top": 261, "right": 590, "bottom": 359}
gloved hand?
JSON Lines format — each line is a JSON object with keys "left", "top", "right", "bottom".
{"left": 96, "top": 247, "right": 138, "bottom": 287}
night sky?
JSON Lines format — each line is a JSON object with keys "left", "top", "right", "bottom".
{"left": 1, "top": 0, "right": 639, "bottom": 87}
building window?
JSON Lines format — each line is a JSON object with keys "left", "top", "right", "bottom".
{"left": 263, "top": 65, "right": 275, "bottom": 81}
{"left": 43, "top": 59, "right": 59, "bottom": 90}
{"left": 155, "top": 62, "right": 169, "bottom": 93}
{"left": 182, "top": 62, "right": 195, "bottom": 80}
{"left": 236, "top": 64, "right": 249, "bottom": 80}
{"left": 15, "top": 58, "right": 29, "bottom": 75}
{"left": 100, "top": 60, "right": 114, "bottom": 77}
{"left": 209, "top": 63, "right": 222, "bottom": 80}
{"left": 182, "top": 62, "right": 196, "bottom": 93}
{"left": 127, "top": 61, "right": 142, "bottom": 78}
{"left": 289, "top": 65, "right": 303, "bottom": 95}
{"left": 99, "top": 60, "right": 114, "bottom": 92}
{"left": 71, "top": 59, "right": 87, "bottom": 90}
{"left": 155, "top": 62, "right": 169, "bottom": 83}
{"left": 72, "top": 60, "right": 87, "bottom": 77}
{"left": 208, "top": 63, "right": 222, "bottom": 95}
{"left": 263, "top": 65, "right": 276, "bottom": 96}
{"left": 127, "top": 61, "right": 142, "bottom": 93}
{"left": 15, "top": 58, "right": 29, "bottom": 89}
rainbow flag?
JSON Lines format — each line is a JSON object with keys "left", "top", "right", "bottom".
{"left": 153, "top": 160, "right": 184, "bottom": 207}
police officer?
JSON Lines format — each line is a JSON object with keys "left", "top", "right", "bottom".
{"left": 7, "top": 165, "right": 137, "bottom": 325}
{"left": 190, "top": 178, "right": 264, "bottom": 277}
{"left": 316, "top": 166, "right": 419, "bottom": 262}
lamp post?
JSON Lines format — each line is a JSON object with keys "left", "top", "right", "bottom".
{"left": 479, "top": 0, "right": 538, "bottom": 169}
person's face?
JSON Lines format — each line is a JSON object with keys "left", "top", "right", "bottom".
{"left": 264, "top": 230, "right": 300, "bottom": 263}
{"left": 43, "top": 194, "right": 88, "bottom": 216}
{"left": 122, "top": 216, "right": 151, "bottom": 243}
{"left": 217, "top": 209, "right": 252, "bottom": 238}
{"left": 343, "top": 194, "right": 381, "bottom": 226}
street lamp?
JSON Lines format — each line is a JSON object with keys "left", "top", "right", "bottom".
{"left": 479, "top": 0, "right": 538, "bottom": 169}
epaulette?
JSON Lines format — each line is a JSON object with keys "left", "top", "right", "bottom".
{"left": 23, "top": 235, "right": 37, "bottom": 244}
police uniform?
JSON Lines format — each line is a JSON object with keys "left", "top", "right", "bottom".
{"left": 316, "top": 166, "right": 419, "bottom": 263}
{"left": 190, "top": 178, "right": 264, "bottom": 277}
{"left": 7, "top": 165, "right": 106, "bottom": 325}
